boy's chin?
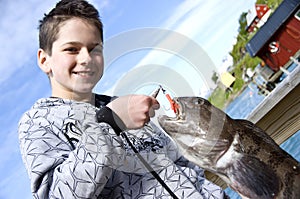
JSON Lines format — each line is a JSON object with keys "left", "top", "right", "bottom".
{"left": 66, "top": 86, "right": 95, "bottom": 98}
{"left": 73, "top": 83, "right": 96, "bottom": 92}
{"left": 75, "top": 87, "right": 95, "bottom": 95}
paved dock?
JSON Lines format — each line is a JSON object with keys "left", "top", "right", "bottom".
{"left": 247, "top": 65, "right": 300, "bottom": 144}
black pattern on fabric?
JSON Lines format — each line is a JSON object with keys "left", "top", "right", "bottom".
{"left": 121, "top": 127, "right": 166, "bottom": 153}
{"left": 18, "top": 96, "right": 225, "bottom": 199}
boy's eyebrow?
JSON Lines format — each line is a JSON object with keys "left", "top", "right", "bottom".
{"left": 61, "top": 41, "right": 102, "bottom": 47}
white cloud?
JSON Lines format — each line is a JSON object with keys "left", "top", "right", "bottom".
{"left": 91, "top": 0, "right": 110, "bottom": 10}
{"left": 124, "top": 0, "right": 232, "bottom": 71}
{"left": 97, "top": 0, "right": 257, "bottom": 98}
{"left": 108, "top": 1, "right": 224, "bottom": 95}
{"left": 160, "top": 0, "right": 236, "bottom": 45}
{"left": 0, "top": 0, "right": 110, "bottom": 84}
{"left": 0, "top": 163, "right": 31, "bottom": 199}
{"left": 0, "top": 1, "right": 54, "bottom": 84}
{"left": 163, "top": 0, "right": 204, "bottom": 29}
{"left": 165, "top": 0, "right": 256, "bottom": 67}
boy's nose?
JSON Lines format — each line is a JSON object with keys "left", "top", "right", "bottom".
{"left": 78, "top": 48, "right": 92, "bottom": 65}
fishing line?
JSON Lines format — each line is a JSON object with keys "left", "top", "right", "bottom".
{"left": 96, "top": 87, "right": 179, "bottom": 198}
{"left": 121, "top": 131, "right": 179, "bottom": 199}
{"left": 121, "top": 86, "right": 179, "bottom": 198}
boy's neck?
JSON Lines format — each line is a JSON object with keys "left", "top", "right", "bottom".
{"left": 52, "top": 91, "right": 94, "bottom": 104}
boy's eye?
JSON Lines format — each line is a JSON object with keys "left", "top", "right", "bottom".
{"left": 90, "top": 46, "right": 103, "bottom": 54}
{"left": 65, "top": 47, "right": 79, "bottom": 53}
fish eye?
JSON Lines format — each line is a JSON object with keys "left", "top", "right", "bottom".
{"left": 195, "top": 98, "right": 203, "bottom": 105}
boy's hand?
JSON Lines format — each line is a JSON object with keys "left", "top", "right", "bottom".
{"left": 107, "top": 95, "right": 160, "bottom": 129}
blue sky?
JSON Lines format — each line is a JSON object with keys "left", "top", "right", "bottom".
{"left": 0, "top": 0, "right": 256, "bottom": 198}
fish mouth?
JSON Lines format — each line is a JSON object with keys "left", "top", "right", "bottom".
{"left": 158, "top": 97, "right": 185, "bottom": 122}
{"left": 173, "top": 97, "right": 184, "bottom": 119}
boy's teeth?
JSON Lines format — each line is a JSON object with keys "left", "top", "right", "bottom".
{"left": 74, "top": 72, "right": 92, "bottom": 75}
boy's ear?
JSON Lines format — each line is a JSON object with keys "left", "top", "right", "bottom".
{"left": 37, "top": 49, "right": 51, "bottom": 74}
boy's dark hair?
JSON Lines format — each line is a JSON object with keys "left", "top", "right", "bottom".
{"left": 39, "top": 0, "right": 103, "bottom": 55}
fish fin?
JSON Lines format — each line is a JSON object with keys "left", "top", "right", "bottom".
{"left": 229, "top": 155, "right": 280, "bottom": 199}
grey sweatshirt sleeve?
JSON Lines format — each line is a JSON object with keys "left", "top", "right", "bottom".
{"left": 18, "top": 110, "right": 121, "bottom": 198}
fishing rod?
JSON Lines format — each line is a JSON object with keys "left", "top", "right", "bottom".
{"left": 96, "top": 86, "right": 179, "bottom": 199}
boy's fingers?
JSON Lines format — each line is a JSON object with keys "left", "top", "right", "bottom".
{"left": 150, "top": 97, "right": 160, "bottom": 110}
{"left": 149, "top": 108, "right": 155, "bottom": 118}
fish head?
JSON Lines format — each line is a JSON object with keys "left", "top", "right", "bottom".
{"left": 159, "top": 97, "right": 204, "bottom": 134}
{"left": 158, "top": 96, "right": 228, "bottom": 137}
{"left": 158, "top": 97, "right": 230, "bottom": 168}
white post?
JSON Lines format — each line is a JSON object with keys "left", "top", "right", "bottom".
{"left": 290, "top": 56, "right": 300, "bottom": 66}
{"left": 279, "top": 66, "right": 290, "bottom": 75}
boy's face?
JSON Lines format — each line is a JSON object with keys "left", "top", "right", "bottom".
{"left": 38, "top": 18, "right": 104, "bottom": 99}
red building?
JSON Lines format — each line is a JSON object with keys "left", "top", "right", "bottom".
{"left": 246, "top": 4, "right": 271, "bottom": 33}
{"left": 246, "top": 0, "right": 300, "bottom": 72}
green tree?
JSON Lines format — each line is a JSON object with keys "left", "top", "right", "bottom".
{"left": 211, "top": 71, "right": 219, "bottom": 84}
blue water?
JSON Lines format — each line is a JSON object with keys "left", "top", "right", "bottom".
{"left": 225, "top": 82, "right": 265, "bottom": 119}
{"left": 223, "top": 82, "right": 300, "bottom": 198}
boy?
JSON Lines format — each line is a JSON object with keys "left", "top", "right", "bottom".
{"left": 18, "top": 0, "right": 226, "bottom": 198}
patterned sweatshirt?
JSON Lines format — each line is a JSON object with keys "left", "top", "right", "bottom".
{"left": 18, "top": 95, "right": 225, "bottom": 199}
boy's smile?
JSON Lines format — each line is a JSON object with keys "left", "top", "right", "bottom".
{"left": 38, "top": 18, "right": 104, "bottom": 101}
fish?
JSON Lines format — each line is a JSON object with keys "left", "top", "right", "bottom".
{"left": 158, "top": 97, "right": 300, "bottom": 199}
